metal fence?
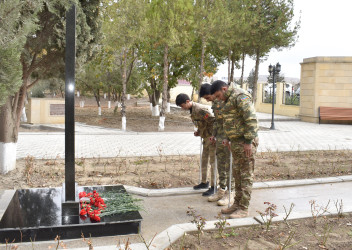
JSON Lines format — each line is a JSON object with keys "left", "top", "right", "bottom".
{"left": 282, "top": 85, "right": 300, "bottom": 106}
{"left": 262, "top": 83, "right": 276, "bottom": 104}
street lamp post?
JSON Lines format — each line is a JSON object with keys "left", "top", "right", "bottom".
{"left": 268, "top": 62, "right": 281, "bottom": 130}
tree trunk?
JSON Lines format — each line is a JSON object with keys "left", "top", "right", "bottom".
{"left": 198, "top": 36, "right": 205, "bottom": 102}
{"left": 230, "top": 52, "right": 235, "bottom": 83}
{"left": 121, "top": 48, "right": 127, "bottom": 131}
{"left": 0, "top": 61, "right": 32, "bottom": 173}
{"left": 166, "top": 87, "right": 171, "bottom": 113}
{"left": 121, "top": 48, "right": 127, "bottom": 118}
{"left": 149, "top": 78, "right": 160, "bottom": 116}
{"left": 59, "top": 85, "right": 64, "bottom": 98}
{"left": 240, "top": 52, "right": 245, "bottom": 88}
{"left": 227, "top": 49, "right": 231, "bottom": 83}
{"left": 159, "top": 44, "right": 168, "bottom": 131}
{"left": 252, "top": 49, "right": 261, "bottom": 104}
{"left": 93, "top": 89, "right": 101, "bottom": 115}
{"left": 0, "top": 97, "right": 19, "bottom": 173}
{"left": 93, "top": 89, "right": 100, "bottom": 107}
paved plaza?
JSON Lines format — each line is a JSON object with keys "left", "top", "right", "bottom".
{"left": 17, "top": 112, "right": 352, "bottom": 159}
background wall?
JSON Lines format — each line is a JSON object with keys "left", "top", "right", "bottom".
{"left": 300, "top": 57, "right": 352, "bottom": 123}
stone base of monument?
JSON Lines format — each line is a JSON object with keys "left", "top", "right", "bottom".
{"left": 0, "top": 185, "right": 142, "bottom": 242}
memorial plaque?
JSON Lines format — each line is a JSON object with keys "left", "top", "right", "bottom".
{"left": 50, "top": 104, "right": 65, "bottom": 116}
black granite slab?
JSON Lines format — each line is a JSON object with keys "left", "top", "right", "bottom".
{"left": 65, "top": 4, "right": 76, "bottom": 202}
{"left": 0, "top": 185, "right": 142, "bottom": 243}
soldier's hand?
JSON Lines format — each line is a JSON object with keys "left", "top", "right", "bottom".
{"left": 209, "top": 136, "right": 216, "bottom": 145}
{"left": 194, "top": 131, "right": 200, "bottom": 137}
{"left": 222, "top": 139, "right": 229, "bottom": 146}
{"left": 222, "top": 139, "right": 231, "bottom": 150}
{"left": 244, "top": 143, "right": 252, "bottom": 158}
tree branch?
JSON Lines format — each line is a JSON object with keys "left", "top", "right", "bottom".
{"left": 27, "top": 77, "right": 40, "bottom": 89}
{"left": 12, "top": 88, "right": 20, "bottom": 114}
{"left": 27, "top": 52, "right": 38, "bottom": 75}
{"left": 126, "top": 51, "right": 137, "bottom": 84}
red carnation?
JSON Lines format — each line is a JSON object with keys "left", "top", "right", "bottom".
{"left": 80, "top": 209, "right": 87, "bottom": 216}
{"left": 79, "top": 192, "right": 87, "bottom": 198}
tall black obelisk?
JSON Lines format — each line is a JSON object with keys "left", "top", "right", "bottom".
{"left": 65, "top": 4, "right": 76, "bottom": 202}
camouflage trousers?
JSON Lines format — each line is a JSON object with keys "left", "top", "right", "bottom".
{"left": 230, "top": 137, "right": 259, "bottom": 210}
{"left": 201, "top": 136, "right": 216, "bottom": 185}
{"left": 216, "top": 140, "right": 234, "bottom": 190}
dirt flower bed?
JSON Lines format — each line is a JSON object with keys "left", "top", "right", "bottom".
{"left": 170, "top": 213, "right": 352, "bottom": 249}
{"left": 2, "top": 149, "right": 351, "bottom": 190}
{"left": 75, "top": 99, "right": 194, "bottom": 133}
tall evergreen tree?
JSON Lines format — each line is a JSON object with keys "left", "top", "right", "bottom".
{"left": 146, "top": 0, "right": 193, "bottom": 130}
{"left": 102, "top": 0, "right": 147, "bottom": 130}
{"left": 267, "top": 71, "right": 285, "bottom": 84}
{"left": 245, "top": 0, "right": 300, "bottom": 103}
{"left": 0, "top": 0, "right": 44, "bottom": 106}
{"left": 0, "top": 0, "right": 102, "bottom": 173}
{"left": 0, "top": 0, "right": 44, "bottom": 174}
{"left": 192, "top": 0, "right": 217, "bottom": 101}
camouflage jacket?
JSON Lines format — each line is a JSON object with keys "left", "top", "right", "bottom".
{"left": 191, "top": 102, "right": 215, "bottom": 139}
{"left": 211, "top": 100, "right": 226, "bottom": 140}
{"left": 221, "top": 87, "right": 259, "bottom": 144}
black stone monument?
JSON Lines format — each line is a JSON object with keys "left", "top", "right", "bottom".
{"left": 0, "top": 5, "right": 142, "bottom": 243}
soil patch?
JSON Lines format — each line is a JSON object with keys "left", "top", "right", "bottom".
{"left": 3, "top": 150, "right": 351, "bottom": 190}
{"left": 171, "top": 213, "right": 352, "bottom": 250}
{"left": 74, "top": 96, "right": 194, "bottom": 132}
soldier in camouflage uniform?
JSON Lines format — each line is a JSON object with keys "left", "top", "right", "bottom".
{"left": 210, "top": 80, "right": 259, "bottom": 218}
{"left": 199, "top": 84, "right": 234, "bottom": 206}
{"left": 175, "top": 93, "right": 216, "bottom": 196}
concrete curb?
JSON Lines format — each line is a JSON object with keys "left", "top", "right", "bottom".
{"left": 124, "top": 175, "right": 352, "bottom": 197}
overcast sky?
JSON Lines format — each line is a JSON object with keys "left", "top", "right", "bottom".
{"left": 214, "top": 0, "right": 352, "bottom": 80}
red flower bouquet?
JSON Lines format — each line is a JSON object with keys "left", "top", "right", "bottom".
{"left": 79, "top": 190, "right": 107, "bottom": 222}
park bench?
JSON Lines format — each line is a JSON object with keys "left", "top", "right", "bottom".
{"left": 319, "top": 106, "right": 352, "bottom": 124}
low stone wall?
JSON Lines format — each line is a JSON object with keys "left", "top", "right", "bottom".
{"left": 28, "top": 98, "right": 65, "bottom": 124}
{"left": 300, "top": 57, "right": 352, "bottom": 123}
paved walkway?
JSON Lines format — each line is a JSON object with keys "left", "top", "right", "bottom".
{"left": 17, "top": 113, "right": 352, "bottom": 159}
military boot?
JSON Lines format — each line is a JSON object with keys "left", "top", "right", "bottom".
{"left": 208, "top": 188, "right": 225, "bottom": 202}
{"left": 221, "top": 202, "right": 239, "bottom": 214}
{"left": 193, "top": 182, "right": 209, "bottom": 190}
{"left": 217, "top": 190, "right": 234, "bottom": 206}
{"left": 202, "top": 186, "right": 215, "bottom": 196}
{"left": 229, "top": 209, "right": 248, "bottom": 219}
